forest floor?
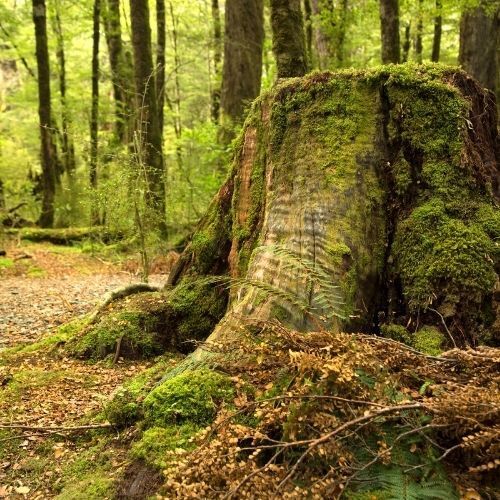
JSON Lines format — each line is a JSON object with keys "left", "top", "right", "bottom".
{"left": 0, "top": 238, "right": 176, "bottom": 498}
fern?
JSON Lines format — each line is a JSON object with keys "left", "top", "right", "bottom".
{"left": 182, "top": 244, "right": 346, "bottom": 323}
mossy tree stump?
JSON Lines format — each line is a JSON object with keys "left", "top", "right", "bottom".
{"left": 170, "top": 64, "right": 499, "bottom": 358}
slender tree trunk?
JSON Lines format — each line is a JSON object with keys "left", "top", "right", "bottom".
{"left": 459, "top": 3, "right": 498, "bottom": 94}
{"left": 402, "top": 22, "right": 411, "bottom": 62}
{"left": 270, "top": 0, "right": 309, "bottom": 78}
{"left": 210, "top": 0, "right": 222, "bottom": 124}
{"left": 431, "top": 0, "right": 442, "bottom": 62}
{"left": 169, "top": 2, "right": 182, "bottom": 139}
{"left": 129, "top": 0, "right": 166, "bottom": 231}
{"left": 219, "top": 0, "right": 264, "bottom": 143}
{"left": 379, "top": 0, "right": 400, "bottom": 63}
{"left": 51, "top": 0, "right": 75, "bottom": 174}
{"left": 156, "top": 0, "right": 166, "bottom": 133}
{"left": 336, "top": 0, "right": 349, "bottom": 67}
{"left": 102, "top": 0, "right": 133, "bottom": 144}
{"left": 303, "top": 0, "right": 313, "bottom": 67}
{"left": 90, "top": 0, "right": 100, "bottom": 225}
{"left": 32, "top": 0, "right": 57, "bottom": 228}
{"left": 415, "top": 0, "right": 423, "bottom": 64}
{"left": 310, "top": 0, "right": 332, "bottom": 70}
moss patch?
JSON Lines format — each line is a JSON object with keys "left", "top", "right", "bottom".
{"left": 131, "top": 424, "right": 199, "bottom": 470}
{"left": 413, "top": 326, "right": 445, "bottom": 356}
{"left": 144, "top": 369, "right": 234, "bottom": 426}
{"left": 68, "top": 283, "right": 227, "bottom": 360}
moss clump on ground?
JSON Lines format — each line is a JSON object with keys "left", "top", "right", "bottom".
{"left": 144, "top": 369, "right": 234, "bottom": 426}
{"left": 0, "top": 257, "right": 14, "bottom": 269}
{"left": 67, "top": 282, "right": 227, "bottom": 360}
{"left": 68, "top": 310, "right": 161, "bottom": 360}
{"left": 103, "top": 354, "right": 180, "bottom": 427}
{"left": 380, "top": 324, "right": 412, "bottom": 345}
{"left": 413, "top": 326, "right": 445, "bottom": 356}
{"left": 131, "top": 424, "right": 199, "bottom": 470}
{"left": 380, "top": 323, "right": 445, "bottom": 355}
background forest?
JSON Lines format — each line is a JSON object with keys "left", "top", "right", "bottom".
{"left": 0, "top": 1, "right": 499, "bottom": 498}
{"left": 0, "top": 0, "right": 497, "bottom": 255}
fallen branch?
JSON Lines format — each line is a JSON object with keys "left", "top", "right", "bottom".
{"left": 0, "top": 423, "right": 112, "bottom": 432}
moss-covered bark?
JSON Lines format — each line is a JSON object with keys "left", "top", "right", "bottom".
{"left": 171, "top": 64, "right": 498, "bottom": 358}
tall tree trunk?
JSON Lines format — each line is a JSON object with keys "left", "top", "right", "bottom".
{"left": 415, "top": 0, "right": 423, "bottom": 64}
{"left": 32, "top": 0, "right": 57, "bottom": 228}
{"left": 270, "top": 0, "right": 308, "bottom": 78}
{"left": 156, "top": 0, "right": 166, "bottom": 133}
{"left": 303, "top": 0, "right": 313, "bottom": 68}
{"left": 431, "top": 0, "right": 442, "bottom": 62}
{"left": 402, "top": 22, "right": 411, "bottom": 62}
{"left": 219, "top": 0, "right": 264, "bottom": 143}
{"left": 169, "top": 2, "right": 182, "bottom": 139}
{"left": 311, "top": 0, "right": 331, "bottom": 70}
{"left": 459, "top": 3, "right": 498, "bottom": 95}
{"left": 90, "top": 0, "right": 100, "bottom": 225}
{"left": 210, "top": 0, "right": 222, "bottom": 124}
{"left": 335, "top": 0, "right": 349, "bottom": 67}
{"left": 379, "top": 0, "right": 400, "bottom": 63}
{"left": 102, "top": 0, "right": 134, "bottom": 144}
{"left": 129, "top": 0, "right": 166, "bottom": 231}
{"left": 51, "top": 0, "right": 75, "bottom": 174}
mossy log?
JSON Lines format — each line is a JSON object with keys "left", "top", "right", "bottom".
{"left": 169, "top": 64, "right": 499, "bottom": 360}
{"left": 5, "top": 226, "right": 122, "bottom": 244}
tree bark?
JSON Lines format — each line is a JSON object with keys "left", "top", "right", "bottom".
{"left": 303, "top": 0, "right": 313, "bottom": 68}
{"left": 270, "top": 0, "right": 309, "bottom": 78}
{"left": 210, "top": 0, "right": 222, "bottom": 124}
{"left": 102, "top": 0, "right": 134, "bottom": 144}
{"left": 402, "top": 22, "right": 411, "bottom": 63}
{"left": 459, "top": 2, "right": 498, "bottom": 94}
{"left": 310, "top": 0, "right": 331, "bottom": 70}
{"left": 219, "top": 0, "right": 264, "bottom": 143}
{"left": 90, "top": 0, "right": 100, "bottom": 225}
{"left": 415, "top": 0, "right": 423, "bottom": 64}
{"left": 156, "top": 0, "right": 166, "bottom": 133}
{"left": 431, "top": 0, "right": 442, "bottom": 62}
{"left": 129, "top": 0, "right": 166, "bottom": 231}
{"left": 50, "top": 0, "right": 75, "bottom": 174}
{"left": 32, "top": 0, "right": 57, "bottom": 228}
{"left": 379, "top": 0, "right": 400, "bottom": 64}
{"left": 165, "top": 67, "right": 499, "bottom": 370}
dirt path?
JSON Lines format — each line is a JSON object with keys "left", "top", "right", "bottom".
{"left": 0, "top": 241, "right": 165, "bottom": 348}
{"left": 0, "top": 240, "right": 175, "bottom": 498}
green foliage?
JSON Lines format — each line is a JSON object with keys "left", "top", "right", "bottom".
{"left": 143, "top": 369, "right": 234, "bottom": 426}
{"left": 413, "top": 326, "right": 445, "bottom": 356}
{"left": 380, "top": 324, "right": 412, "bottom": 345}
{"left": 131, "top": 424, "right": 199, "bottom": 469}
{"left": 0, "top": 257, "right": 14, "bottom": 269}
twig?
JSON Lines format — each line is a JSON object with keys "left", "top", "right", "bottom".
{"left": 276, "top": 403, "right": 425, "bottom": 489}
{"left": 428, "top": 307, "right": 457, "bottom": 348}
{"left": 113, "top": 335, "right": 124, "bottom": 364}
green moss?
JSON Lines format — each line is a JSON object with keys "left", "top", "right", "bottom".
{"left": 144, "top": 369, "right": 234, "bottom": 426}
{"left": 0, "top": 257, "right": 14, "bottom": 269}
{"left": 56, "top": 476, "right": 113, "bottom": 500}
{"left": 380, "top": 324, "right": 412, "bottom": 345}
{"left": 394, "top": 199, "right": 496, "bottom": 310}
{"left": 413, "top": 326, "right": 445, "bottom": 356}
{"left": 131, "top": 424, "right": 199, "bottom": 469}
{"left": 104, "top": 388, "right": 142, "bottom": 427}
{"left": 68, "top": 311, "right": 161, "bottom": 360}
